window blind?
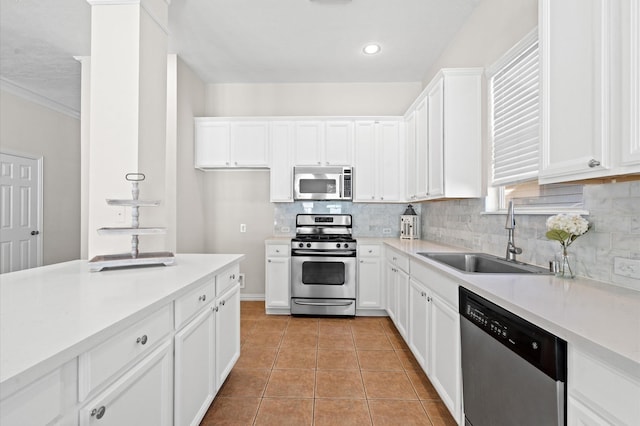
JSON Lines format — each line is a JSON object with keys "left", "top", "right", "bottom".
{"left": 489, "top": 30, "right": 540, "bottom": 186}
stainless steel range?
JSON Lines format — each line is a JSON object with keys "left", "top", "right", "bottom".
{"left": 290, "top": 214, "right": 357, "bottom": 316}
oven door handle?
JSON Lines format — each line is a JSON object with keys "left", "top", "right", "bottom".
{"left": 292, "top": 250, "right": 355, "bottom": 256}
{"left": 293, "top": 300, "right": 354, "bottom": 307}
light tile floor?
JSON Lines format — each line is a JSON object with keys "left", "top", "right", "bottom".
{"left": 200, "top": 301, "right": 457, "bottom": 425}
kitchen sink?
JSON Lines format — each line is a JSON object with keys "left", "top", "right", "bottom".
{"left": 418, "top": 252, "right": 552, "bottom": 274}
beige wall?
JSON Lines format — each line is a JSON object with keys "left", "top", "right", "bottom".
{"left": 175, "top": 56, "right": 207, "bottom": 253}
{"left": 422, "top": 0, "right": 538, "bottom": 84}
{"left": 206, "top": 82, "right": 422, "bottom": 117}
{"left": 0, "top": 90, "right": 81, "bottom": 265}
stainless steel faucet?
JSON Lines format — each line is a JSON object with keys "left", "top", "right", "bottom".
{"left": 505, "top": 201, "right": 522, "bottom": 262}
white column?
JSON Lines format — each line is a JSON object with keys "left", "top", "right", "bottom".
{"left": 86, "top": 0, "right": 169, "bottom": 259}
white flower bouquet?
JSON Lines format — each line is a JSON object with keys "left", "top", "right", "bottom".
{"left": 545, "top": 214, "right": 590, "bottom": 249}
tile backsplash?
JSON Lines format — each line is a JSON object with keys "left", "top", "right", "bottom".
{"left": 421, "top": 181, "right": 640, "bottom": 291}
{"left": 272, "top": 181, "right": 639, "bottom": 291}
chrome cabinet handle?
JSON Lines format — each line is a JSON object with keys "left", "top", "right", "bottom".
{"left": 368, "top": 249, "right": 373, "bottom": 253}
{"left": 275, "top": 249, "right": 280, "bottom": 253}
{"left": 268, "top": 259, "right": 272, "bottom": 263}
{"left": 91, "top": 406, "right": 106, "bottom": 419}
{"left": 214, "top": 306, "right": 219, "bottom": 312}
{"left": 198, "top": 294, "right": 206, "bottom": 302}
{"left": 31, "top": 230, "right": 40, "bottom": 236}
{"left": 221, "top": 299, "right": 226, "bottom": 306}
{"left": 136, "top": 335, "right": 148, "bottom": 345}
{"left": 588, "top": 159, "right": 601, "bottom": 168}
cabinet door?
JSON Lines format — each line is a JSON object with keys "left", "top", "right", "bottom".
{"left": 79, "top": 340, "right": 173, "bottom": 426}
{"left": 385, "top": 262, "right": 397, "bottom": 322}
{"left": 378, "top": 121, "right": 403, "bottom": 202}
{"left": 231, "top": 121, "right": 269, "bottom": 167}
{"left": 430, "top": 295, "right": 461, "bottom": 423}
{"left": 395, "top": 268, "right": 410, "bottom": 339}
{"left": 427, "top": 79, "right": 444, "bottom": 198}
{"left": 619, "top": 0, "right": 640, "bottom": 169}
{"left": 408, "top": 279, "right": 429, "bottom": 371}
{"left": 324, "top": 121, "right": 354, "bottom": 166}
{"left": 567, "top": 396, "right": 610, "bottom": 426}
{"left": 194, "top": 121, "right": 230, "bottom": 168}
{"left": 415, "top": 101, "right": 428, "bottom": 199}
{"left": 294, "top": 122, "right": 324, "bottom": 166}
{"left": 405, "top": 111, "right": 417, "bottom": 201}
{"left": 265, "top": 256, "right": 290, "bottom": 309}
{"left": 357, "top": 257, "right": 383, "bottom": 309}
{"left": 354, "top": 121, "right": 377, "bottom": 201}
{"left": 215, "top": 283, "right": 241, "bottom": 391}
{"left": 539, "top": 0, "right": 610, "bottom": 182}
{"left": 270, "top": 122, "right": 294, "bottom": 202}
{"left": 174, "top": 307, "right": 215, "bottom": 426}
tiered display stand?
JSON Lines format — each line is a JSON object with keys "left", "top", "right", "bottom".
{"left": 89, "top": 173, "right": 175, "bottom": 272}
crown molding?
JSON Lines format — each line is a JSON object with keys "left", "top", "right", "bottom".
{"left": 0, "top": 77, "right": 80, "bottom": 120}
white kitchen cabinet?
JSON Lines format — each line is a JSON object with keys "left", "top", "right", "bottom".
{"left": 618, "top": 0, "right": 640, "bottom": 170}
{"left": 415, "top": 99, "right": 428, "bottom": 200}
{"left": 357, "top": 243, "right": 385, "bottom": 312}
{"left": 0, "top": 359, "right": 77, "bottom": 426}
{"left": 427, "top": 78, "right": 444, "bottom": 198}
{"left": 294, "top": 121, "right": 353, "bottom": 166}
{"left": 265, "top": 242, "right": 291, "bottom": 314}
{"left": 404, "top": 111, "right": 418, "bottom": 201}
{"left": 79, "top": 339, "right": 173, "bottom": 426}
{"left": 194, "top": 118, "right": 269, "bottom": 169}
{"left": 354, "top": 120, "right": 403, "bottom": 202}
{"left": 270, "top": 121, "right": 294, "bottom": 202}
{"left": 174, "top": 305, "right": 215, "bottom": 426}
{"left": 385, "top": 247, "right": 410, "bottom": 339}
{"left": 410, "top": 258, "right": 462, "bottom": 424}
{"left": 408, "top": 278, "right": 430, "bottom": 371}
{"left": 567, "top": 343, "right": 640, "bottom": 425}
{"left": 214, "top": 282, "right": 241, "bottom": 391}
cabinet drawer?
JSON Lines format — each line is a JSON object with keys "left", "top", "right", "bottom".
{"left": 78, "top": 304, "right": 173, "bottom": 400}
{"left": 216, "top": 263, "right": 240, "bottom": 296}
{"left": 359, "top": 244, "right": 381, "bottom": 257}
{"left": 385, "top": 248, "right": 409, "bottom": 272}
{"left": 174, "top": 279, "right": 215, "bottom": 330}
{"left": 266, "top": 244, "right": 289, "bottom": 257}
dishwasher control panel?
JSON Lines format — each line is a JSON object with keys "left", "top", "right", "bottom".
{"left": 459, "top": 287, "right": 567, "bottom": 381}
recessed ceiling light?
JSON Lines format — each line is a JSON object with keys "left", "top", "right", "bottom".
{"left": 363, "top": 43, "right": 381, "bottom": 55}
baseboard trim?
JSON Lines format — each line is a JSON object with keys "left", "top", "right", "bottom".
{"left": 240, "top": 293, "right": 265, "bottom": 301}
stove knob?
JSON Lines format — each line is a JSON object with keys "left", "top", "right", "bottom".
{"left": 344, "top": 243, "right": 349, "bottom": 248}
{"left": 298, "top": 243, "right": 304, "bottom": 248}
{"left": 306, "top": 243, "right": 312, "bottom": 248}
{"left": 336, "top": 243, "right": 341, "bottom": 248}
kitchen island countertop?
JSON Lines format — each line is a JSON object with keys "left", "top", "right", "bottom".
{"left": 0, "top": 253, "right": 244, "bottom": 397}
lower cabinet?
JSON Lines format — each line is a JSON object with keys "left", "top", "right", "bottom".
{"left": 357, "top": 243, "right": 385, "bottom": 312}
{"left": 265, "top": 242, "right": 291, "bottom": 314}
{"left": 385, "top": 248, "right": 410, "bottom": 339}
{"left": 79, "top": 339, "right": 174, "bottom": 426}
{"left": 174, "top": 306, "right": 216, "bottom": 426}
{"left": 408, "top": 278, "right": 430, "bottom": 371}
{"left": 215, "top": 282, "right": 241, "bottom": 391}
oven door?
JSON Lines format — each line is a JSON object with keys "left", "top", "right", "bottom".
{"left": 291, "top": 255, "right": 356, "bottom": 300}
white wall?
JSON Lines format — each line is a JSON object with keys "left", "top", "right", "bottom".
{"left": 0, "top": 89, "right": 81, "bottom": 265}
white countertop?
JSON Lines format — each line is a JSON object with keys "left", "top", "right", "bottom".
{"left": 0, "top": 253, "right": 244, "bottom": 396}
{"left": 357, "top": 238, "right": 640, "bottom": 372}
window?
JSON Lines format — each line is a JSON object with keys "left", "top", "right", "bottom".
{"left": 486, "top": 29, "right": 585, "bottom": 214}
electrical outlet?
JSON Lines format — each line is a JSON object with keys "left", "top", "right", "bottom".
{"left": 613, "top": 257, "right": 640, "bottom": 279}
{"left": 281, "top": 226, "right": 290, "bottom": 233}
{"left": 383, "top": 228, "right": 391, "bottom": 235}
{"left": 240, "top": 224, "right": 246, "bottom": 233}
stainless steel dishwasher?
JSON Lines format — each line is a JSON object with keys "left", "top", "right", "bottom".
{"left": 459, "top": 287, "right": 567, "bottom": 426}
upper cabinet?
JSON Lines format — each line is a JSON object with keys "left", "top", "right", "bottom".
{"left": 354, "top": 120, "right": 404, "bottom": 202}
{"left": 194, "top": 118, "right": 269, "bottom": 169}
{"left": 405, "top": 68, "right": 483, "bottom": 201}
{"left": 539, "top": 0, "right": 640, "bottom": 183}
{"left": 270, "top": 121, "right": 295, "bottom": 202}
{"left": 294, "top": 121, "right": 353, "bottom": 166}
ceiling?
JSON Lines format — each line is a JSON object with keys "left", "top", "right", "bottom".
{"left": 0, "top": 0, "right": 480, "bottom": 114}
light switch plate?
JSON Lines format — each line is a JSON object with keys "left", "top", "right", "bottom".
{"left": 613, "top": 257, "right": 640, "bottom": 279}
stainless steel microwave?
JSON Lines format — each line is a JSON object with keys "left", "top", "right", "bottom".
{"left": 293, "top": 166, "right": 353, "bottom": 201}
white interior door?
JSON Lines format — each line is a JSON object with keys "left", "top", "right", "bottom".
{"left": 0, "top": 152, "right": 42, "bottom": 273}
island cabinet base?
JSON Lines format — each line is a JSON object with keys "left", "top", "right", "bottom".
{"left": 0, "top": 255, "right": 244, "bottom": 426}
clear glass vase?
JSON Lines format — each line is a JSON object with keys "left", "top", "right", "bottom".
{"left": 555, "top": 248, "right": 575, "bottom": 278}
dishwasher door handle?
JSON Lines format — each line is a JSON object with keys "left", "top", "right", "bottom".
{"left": 293, "top": 300, "right": 354, "bottom": 307}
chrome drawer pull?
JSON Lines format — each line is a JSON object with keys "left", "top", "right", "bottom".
{"left": 294, "top": 300, "right": 354, "bottom": 307}
{"left": 136, "top": 335, "right": 148, "bottom": 345}
{"left": 91, "top": 406, "right": 106, "bottom": 419}
{"left": 198, "top": 294, "right": 206, "bottom": 302}
{"left": 588, "top": 159, "right": 601, "bottom": 168}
